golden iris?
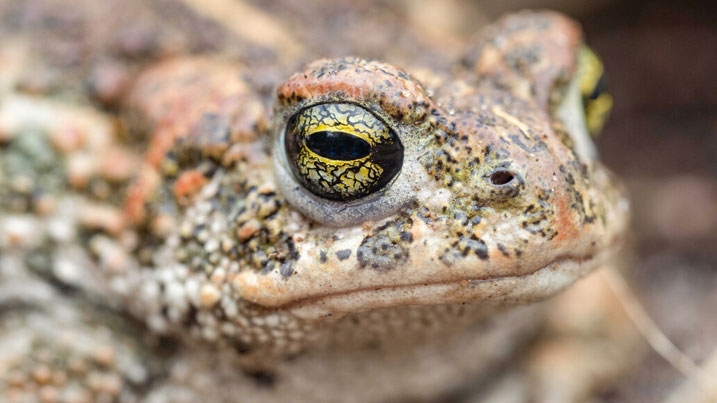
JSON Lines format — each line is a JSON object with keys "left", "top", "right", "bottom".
{"left": 578, "top": 46, "right": 613, "bottom": 137}
{"left": 285, "top": 103, "right": 403, "bottom": 201}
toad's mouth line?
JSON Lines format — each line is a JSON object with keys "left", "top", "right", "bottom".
{"left": 287, "top": 248, "right": 617, "bottom": 319}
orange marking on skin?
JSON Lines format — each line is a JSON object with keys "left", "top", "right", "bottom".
{"left": 146, "top": 124, "right": 178, "bottom": 168}
{"left": 124, "top": 168, "right": 159, "bottom": 224}
{"left": 173, "top": 170, "right": 208, "bottom": 205}
{"left": 553, "top": 191, "right": 579, "bottom": 242}
{"left": 278, "top": 59, "right": 433, "bottom": 125}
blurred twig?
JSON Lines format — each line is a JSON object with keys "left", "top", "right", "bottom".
{"left": 177, "top": 0, "right": 302, "bottom": 60}
{"left": 602, "top": 267, "right": 716, "bottom": 402}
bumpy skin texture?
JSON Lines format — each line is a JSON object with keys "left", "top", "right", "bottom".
{"left": 0, "top": 11, "right": 629, "bottom": 403}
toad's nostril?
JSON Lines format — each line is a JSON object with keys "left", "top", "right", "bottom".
{"left": 489, "top": 169, "right": 515, "bottom": 186}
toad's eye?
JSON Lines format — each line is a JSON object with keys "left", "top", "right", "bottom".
{"left": 578, "top": 46, "right": 613, "bottom": 136}
{"left": 285, "top": 103, "right": 403, "bottom": 201}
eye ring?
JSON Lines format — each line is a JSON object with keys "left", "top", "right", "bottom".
{"left": 284, "top": 103, "right": 404, "bottom": 202}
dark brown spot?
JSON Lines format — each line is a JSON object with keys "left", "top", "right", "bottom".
{"left": 497, "top": 243, "right": 509, "bottom": 257}
{"left": 280, "top": 262, "right": 294, "bottom": 278}
{"left": 244, "top": 370, "right": 277, "bottom": 387}
{"left": 336, "top": 249, "right": 352, "bottom": 261}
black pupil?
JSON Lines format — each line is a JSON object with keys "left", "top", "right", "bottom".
{"left": 588, "top": 73, "right": 608, "bottom": 101}
{"left": 305, "top": 131, "right": 371, "bottom": 161}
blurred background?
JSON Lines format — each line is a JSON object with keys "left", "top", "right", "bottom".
{"left": 1, "top": 0, "right": 715, "bottom": 401}
{"left": 577, "top": 0, "right": 717, "bottom": 400}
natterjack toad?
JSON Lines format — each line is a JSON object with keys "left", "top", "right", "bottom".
{"left": 0, "top": 10, "right": 630, "bottom": 403}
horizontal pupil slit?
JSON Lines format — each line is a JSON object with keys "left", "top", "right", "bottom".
{"left": 305, "top": 131, "right": 371, "bottom": 161}
{"left": 588, "top": 73, "right": 608, "bottom": 100}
